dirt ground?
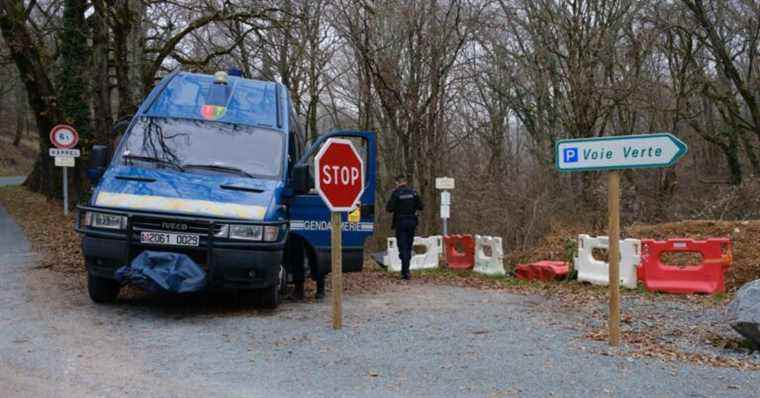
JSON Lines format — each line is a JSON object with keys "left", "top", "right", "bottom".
{"left": 0, "top": 185, "right": 758, "bottom": 378}
{"left": 0, "top": 197, "right": 759, "bottom": 397}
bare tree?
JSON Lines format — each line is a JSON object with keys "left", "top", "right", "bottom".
{"left": 335, "top": 0, "right": 476, "bottom": 232}
{"left": 14, "top": 78, "right": 26, "bottom": 146}
{"left": 0, "top": 0, "right": 64, "bottom": 196}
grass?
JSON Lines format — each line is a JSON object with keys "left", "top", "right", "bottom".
{"left": 415, "top": 266, "right": 553, "bottom": 290}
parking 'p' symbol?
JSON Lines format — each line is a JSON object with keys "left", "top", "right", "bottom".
{"left": 563, "top": 147, "right": 579, "bottom": 163}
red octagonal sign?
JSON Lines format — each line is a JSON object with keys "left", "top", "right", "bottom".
{"left": 314, "top": 138, "right": 365, "bottom": 212}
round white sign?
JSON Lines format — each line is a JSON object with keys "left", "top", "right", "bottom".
{"left": 50, "top": 124, "right": 80, "bottom": 149}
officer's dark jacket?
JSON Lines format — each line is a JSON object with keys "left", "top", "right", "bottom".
{"left": 385, "top": 185, "right": 423, "bottom": 229}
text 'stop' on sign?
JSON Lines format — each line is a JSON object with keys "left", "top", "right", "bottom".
{"left": 314, "top": 138, "right": 365, "bottom": 212}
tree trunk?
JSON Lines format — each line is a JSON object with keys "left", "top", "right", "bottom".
{"left": 92, "top": 0, "right": 113, "bottom": 145}
{"left": 113, "top": 0, "right": 144, "bottom": 117}
{"left": 723, "top": 133, "right": 743, "bottom": 186}
{"left": 1, "top": 0, "right": 64, "bottom": 196}
{"left": 58, "top": 0, "right": 92, "bottom": 201}
{"left": 740, "top": 130, "right": 760, "bottom": 177}
{"left": 113, "top": 4, "right": 130, "bottom": 118}
{"left": 13, "top": 81, "right": 25, "bottom": 147}
{"left": 127, "top": 0, "right": 145, "bottom": 101}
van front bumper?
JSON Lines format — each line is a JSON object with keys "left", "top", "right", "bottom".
{"left": 76, "top": 206, "right": 286, "bottom": 290}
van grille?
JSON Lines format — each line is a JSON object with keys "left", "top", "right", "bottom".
{"left": 130, "top": 216, "right": 224, "bottom": 236}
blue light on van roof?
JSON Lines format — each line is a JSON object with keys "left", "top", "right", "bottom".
{"left": 146, "top": 73, "right": 280, "bottom": 128}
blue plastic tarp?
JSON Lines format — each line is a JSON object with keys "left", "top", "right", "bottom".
{"left": 116, "top": 251, "right": 207, "bottom": 293}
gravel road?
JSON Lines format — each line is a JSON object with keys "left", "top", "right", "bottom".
{"left": 0, "top": 176, "right": 25, "bottom": 187}
{"left": 1, "top": 205, "right": 759, "bottom": 397}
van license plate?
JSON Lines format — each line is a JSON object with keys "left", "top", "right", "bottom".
{"left": 140, "top": 231, "right": 199, "bottom": 247}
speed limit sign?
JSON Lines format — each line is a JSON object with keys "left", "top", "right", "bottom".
{"left": 50, "top": 124, "right": 79, "bottom": 149}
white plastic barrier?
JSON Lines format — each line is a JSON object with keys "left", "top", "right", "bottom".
{"left": 411, "top": 236, "right": 443, "bottom": 271}
{"left": 383, "top": 236, "right": 442, "bottom": 272}
{"left": 382, "top": 238, "right": 400, "bottom": 271}
{"left": 474, "top": 235, "right": 505, "bottom": 276}
{"left": 573, "top": 234, "right": 640, "bottom": 289}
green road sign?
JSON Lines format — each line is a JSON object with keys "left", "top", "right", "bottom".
{"left": 556, "top": 133, "right": 687, "bottom": 172}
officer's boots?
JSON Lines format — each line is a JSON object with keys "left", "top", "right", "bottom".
{"left": 401, "top": 260, "right": 411, "bottom": 280}
{"left": 315, "top": 278, "right": 326, "bottom": 300}
{"left": 292, "top": 280, "right": 325, "bottom": 300}
{"left": 292, "top": 281, "right": 305, "bottom": 301}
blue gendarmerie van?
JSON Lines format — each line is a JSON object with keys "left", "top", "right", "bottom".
{"left": 76, "top": 70, "right": 376, "bottom": 308}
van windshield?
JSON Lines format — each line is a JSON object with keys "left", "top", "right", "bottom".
{"left": 119, "top": 117, "right": 284, "bottom": 179}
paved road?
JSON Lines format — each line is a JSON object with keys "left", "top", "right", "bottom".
{"left": 0, "top": 205, "right": 758, "bottom": 397}
{"left": 0, "top": 176, "right": 26, "bottom": 187}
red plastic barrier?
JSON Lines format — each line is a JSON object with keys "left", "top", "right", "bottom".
{"left": 638, "top": 238, "right": 732, "bottom": 295}
{"left": 515, "top": 261, "right": 569, "bottom": 281}
{"left": 444, "top": 235, "right": 475, "bottom": 270}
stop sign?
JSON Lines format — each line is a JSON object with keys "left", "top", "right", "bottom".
{"left": 314, "top": 138, "right": 365, "bottom": 212}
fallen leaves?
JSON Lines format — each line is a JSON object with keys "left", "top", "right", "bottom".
{"left": 1, "top": 186, "right": 758, "bottom": 371}
{"left": 0, "top": 186, "right": 86, "bottom": 290}
{"left": 584, "top": 328, "right": 760, "bottom": 370}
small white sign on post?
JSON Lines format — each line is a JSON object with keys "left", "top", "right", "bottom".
{"left": 435, "top": 177, "right": 454, "bottom": 235}
{"left": 435, "top": 177, "right": 455, "bottom": 190}
{"left": 54, "top": 156, "right": 76, "bottom": 167}
{"left": 441, "top": 191, "right": 451, "bottom": 206}
{"left": 440, "top": 205, "right": 450, "bottom": 219}
{"left": 440, "top": 191, "right": 451, "bottom": 221}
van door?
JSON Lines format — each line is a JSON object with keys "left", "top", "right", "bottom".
{"left": 288, "top": 131, "right": 376, "bottom": 276}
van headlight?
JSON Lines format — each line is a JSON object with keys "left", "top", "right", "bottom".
{"left": 229, "top": 224, "right": 263, "bottom": 241}
{"left": 85, "top": 211, "right": 126, "bottom": 230}
{"left": 216, "top": 224, "right": 281, "bottom": 242}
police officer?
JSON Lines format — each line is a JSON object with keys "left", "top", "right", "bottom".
{"left": 286, "top": 235, "right": 325, "bottom": 300}
{"left": 386, "top": 175, "right": 424, "bottom": 280}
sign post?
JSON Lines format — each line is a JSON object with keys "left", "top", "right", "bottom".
{"left": 49, "top": 125, "right": 80, "bottom": 216}
{"left": 314, "top": 138, "right": 365, "bottom": 330}
{"left": 607, "top": 171, "right": 621, "bottom": 346}
{"left": 330, "top": 212, "right": 342, "bottom": 329}
{"left": 556, "top": 133, "right": 687, "bottom": 346}
{"left": 435, "top": 177, "right": 455, "bottom": 236}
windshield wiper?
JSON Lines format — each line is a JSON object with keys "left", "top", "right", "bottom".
{"left": 122, "top": 154, "right": 184, "bottom": 171}
{"left": 183, "top": 163, "right": 255, "bottom": 178}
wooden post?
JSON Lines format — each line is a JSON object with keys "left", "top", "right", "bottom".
{"left": 331, "top": 212, "right": 343, "bottom": 329}
{"left": 608, "top": 171, "right": 621, "bottom": 346}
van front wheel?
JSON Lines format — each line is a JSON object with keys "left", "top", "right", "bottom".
{"left": 258, "top": 265, "right": 284, "bottom": 309}
{"left": 87, "top": 272, "right": 120, "bottom": 303}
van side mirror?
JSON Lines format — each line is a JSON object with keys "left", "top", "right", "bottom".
{"left": 87, "top": 145, "right": 109, "bottom": 184}
{"left": 292, "top": 164, "right": 311, "bottom": 194}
